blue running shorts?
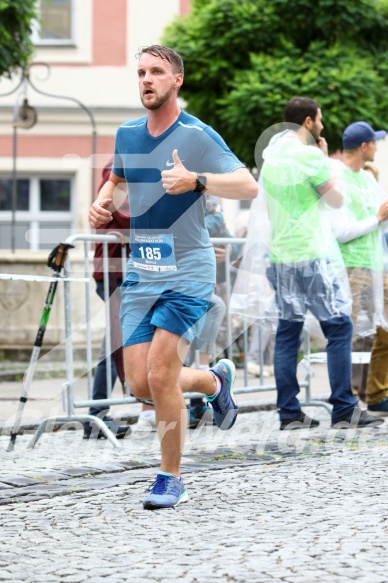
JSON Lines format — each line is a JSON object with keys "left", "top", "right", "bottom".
{"left": 120, "top": 280, "right": 214, "bottom": 347}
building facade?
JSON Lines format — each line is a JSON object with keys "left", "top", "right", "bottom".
{"left": 0, "top": 0, "right": 193, "bottom": 252}
{"left": 0, "top": 0, "right": 192, "bottom": 350}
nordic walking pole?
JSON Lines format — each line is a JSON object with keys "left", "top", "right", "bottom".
{"left": 7, "top": 242, "right": 74, "bottom": 452}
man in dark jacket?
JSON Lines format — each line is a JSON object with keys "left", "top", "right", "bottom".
{"left": 84, "top": 161, "right": 132, "bottom": 438}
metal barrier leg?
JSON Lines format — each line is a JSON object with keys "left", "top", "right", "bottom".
{"left": 28, "top": 418, "right": 50, "bottom": 449}
{"left": 28, "top": 414, "right": 122, "bottom": 449}
{"left": 61, "top": 381, "right": 68, "bottom": 413}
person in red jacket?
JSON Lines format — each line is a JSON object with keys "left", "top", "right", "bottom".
{"left": 84, "top": 161, "right": 155, "bottom": 438}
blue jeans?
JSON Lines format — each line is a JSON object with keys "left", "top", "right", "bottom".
{"left": 267, "top": 261, "right": 357, "bottom": 419}
{"left": 275, "top": 316, "right": 357, "bottom": 420}
{"left": 89, "top": 280, "right": 119, "bottom": 417}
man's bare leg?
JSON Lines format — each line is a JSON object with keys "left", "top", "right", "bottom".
{"left": 124, "top": 331, "right": 190, "bottom": 476}
{"left": 124, "top": 329, "right": 221, "bottom": 476}
{"left": 146, "top": 329, "right": 190, "bottom": 475}
{"left": 124, "top": 329, "right": 237, "bottom": 478}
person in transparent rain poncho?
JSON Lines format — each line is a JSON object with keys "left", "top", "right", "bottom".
{"left": 328, "top": 121, "right": 388, "bottom": 415}
{"left": 231, "top": 97, "right": 383, "bottom": 430}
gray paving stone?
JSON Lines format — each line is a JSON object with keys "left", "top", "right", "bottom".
{"left": 29, "top": 471, "right": 70, "bottom": 481}
{"left": 87, "top": 463, "right": 128, "bottom": 473}
{"left": 57, "top": 467, "right": 102, "bottom": 477}
{"left": 0, "top": 475, "right": 42, "bottom": 487}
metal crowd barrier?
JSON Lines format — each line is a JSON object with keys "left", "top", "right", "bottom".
{"left": 29, "top": 233, "right": 327, "bottom": 449}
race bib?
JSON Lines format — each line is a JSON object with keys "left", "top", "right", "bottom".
{"left": 132, "top": 233, "right": 177, "bottom": 272}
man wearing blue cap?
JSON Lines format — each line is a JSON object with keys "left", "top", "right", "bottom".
{"left": 330, "top": 121, "right": 388, "bottom": 415}
{"left": 342, "top": 121, "right": 387, "bottom": 151}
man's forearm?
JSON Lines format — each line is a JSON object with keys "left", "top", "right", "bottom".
{"left": 204, "top": 168, "right": 258, "bottom": 200}
{"left": 161, "top": 151, "right": 258, "bottom": 199}
{"left": 97, "top": 177, "right": 127, "bottom": 212}
{"left": 96, "top": 179, "right": 116, "bottom": 203}
{"left": 333, "top": 214, "right": 379, "bottom": 243}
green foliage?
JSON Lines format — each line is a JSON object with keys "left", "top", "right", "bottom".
{"left": 220, "top": 43, "right": 388, "bottom": 162}
{"left": 0, "top": 0, "right": 37, "bottom": 78}
{"left": 163, "top": 0, "right": 388, "bottom": 165}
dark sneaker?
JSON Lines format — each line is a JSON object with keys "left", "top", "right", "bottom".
{"left": 279, "top": 412, "right": 320, "bottom": 431}
{"left": 187, "top": 402, "right": 215, "bottom": 429}
{"left": 143, "top": 473, "right": 189, "bottom": 510}
{"left": 207, "top": 359, "right": 238, "bottom": 430}
{"left": 331, "top": 408, "right": 384, "bottom": 428}
{"left": 83, "top": 416, "right": 131, "bottom": 439}
{"left": 368, "top": 398, "right": 388, "bottom": 417}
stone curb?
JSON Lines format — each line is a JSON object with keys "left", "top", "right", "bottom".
{"left": 0, "top": 437, "right": 343, "bottom": 506}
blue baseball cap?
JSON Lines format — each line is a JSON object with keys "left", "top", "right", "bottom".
{"left": 342, "top": 121, "right": 386, "bottom": 149}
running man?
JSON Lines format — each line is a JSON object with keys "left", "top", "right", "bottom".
{"left": 89, "top": 45, "right": 257, "bottom": 510}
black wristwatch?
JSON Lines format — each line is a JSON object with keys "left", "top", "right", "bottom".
{"left": 194, "top": 173, "right": 207, "bottom": 193}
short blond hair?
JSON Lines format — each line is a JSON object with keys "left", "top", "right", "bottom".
{"left": 136, "top": 45, "right": 184, "bottom": 75}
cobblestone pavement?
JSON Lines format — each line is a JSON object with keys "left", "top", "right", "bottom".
{"left": 0, "top": 408, "right": 388, "bottom": 582}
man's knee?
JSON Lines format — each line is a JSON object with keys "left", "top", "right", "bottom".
{"left": 126, "top": 368, "right": 150, "bottom": 400}
{"left": 148, "top": 367, "right": 171, "bottom": 394}
{"left": 129, "top": 382, "right": 151, "bottom": 401}
{"left": 323, "top": 315, "right": 353, "bottom": 340}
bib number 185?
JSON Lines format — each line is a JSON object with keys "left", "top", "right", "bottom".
{"left": 138, "top": 246, "right": 161, "bottom": 261}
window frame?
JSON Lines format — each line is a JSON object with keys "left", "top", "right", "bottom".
{"left": 0, "top": 174, "right": 75, "bottom": 250}
{"left": 31, "top": 0, "right": 76, "bottom": 47}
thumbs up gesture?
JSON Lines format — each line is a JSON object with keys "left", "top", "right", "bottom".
{"left": 161, "top": 149, "right": 197, "bottom": 195}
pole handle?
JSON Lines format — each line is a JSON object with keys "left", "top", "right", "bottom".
{"left": 47, "top": 242, "right": 75, "bottom": 273}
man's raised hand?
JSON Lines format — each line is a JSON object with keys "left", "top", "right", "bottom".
{"left": 161, "top": 149, "right": 196, "bottom": 195}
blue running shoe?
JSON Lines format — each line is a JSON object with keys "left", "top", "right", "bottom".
{"left": 143, "top": 472, "right": 189, "bottom": 510}
{"left": 187, "top": 401, "right": 216, "bottom": 429}
{"left": 207, "top": 358, "right": 238, "bottom": 430}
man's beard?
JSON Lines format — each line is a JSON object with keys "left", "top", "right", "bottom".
{"left": 310, "top": 123, "right": 321, "bottom": 143}
{"left": 141, "top": 85, "right": 174, "bottom": 111}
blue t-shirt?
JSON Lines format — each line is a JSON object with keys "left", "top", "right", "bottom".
{"left": 112, "top": 110, "right": 243, "bottom": 284}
